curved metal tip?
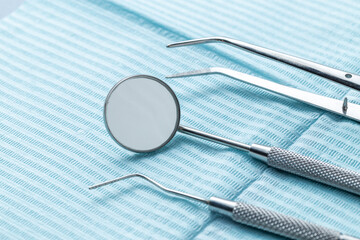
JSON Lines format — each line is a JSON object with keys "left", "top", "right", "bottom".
{"left": 89, "top": 173, "right": 208, "bottom": 204}
{"left": 89, "top": 173, "right": 145, "bottom": 190}
{"left": 166, "top": 68, "right": 216, "bottom": 78}
{"left": 167, "top": 37, "right": 229, "bottom": 48}
{"left": 166, "top": 67, "right": 227, "bottom": 79}
{"left": 167, "top": 37, "right": 360, "bottom": 92}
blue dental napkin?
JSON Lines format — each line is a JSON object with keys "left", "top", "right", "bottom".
{"left": 0, "top": 0, "right": 359, "bottom": 239}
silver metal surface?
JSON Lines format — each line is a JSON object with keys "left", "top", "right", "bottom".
{"left": 90, "top": 174, "right": 360, "bottom": 240}
{"left": 232, "top": 202, "right": 341, "bottom": 240}
{"left": 167, "top": 36, "right": 360, "bottom": 91}
{"left": 209, "top": 197, "right": 237, "bottom": 217}
{"left": 104, "top": 75, "right": 181, "bottom": 153}
{"left": 104, "top": 75, "right": 252, "bottom": 153}
{"left": 104, "top": 75, "right": 360, "bottom": 195}
{"left": 178, "top": 125, "right": 251, "bottom": 152}
{"left": 249, "top": 144, "right": 271, "bottom": 163}
{"left": 167, "top": 67, "right": 360, "bottom": 123}
{"left": 89, "top": 173, "right": 208, "bottom": 204}
{"left": 267, "top": 147, "right": 360, "bottom": 196}
{"left": 340, "top": 234, "right": 360, "bottom": 240}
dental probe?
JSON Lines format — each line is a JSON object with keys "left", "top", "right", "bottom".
{"left": 89, "top": 174, "right": 359, "bottom": 240}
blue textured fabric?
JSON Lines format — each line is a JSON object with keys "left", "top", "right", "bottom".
{"left": 0, "top": 0, "right": 360, "bottom": 239}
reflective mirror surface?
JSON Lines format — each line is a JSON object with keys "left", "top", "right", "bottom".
{"left": 104, "top": 75, "right": 180, "bottom": 152}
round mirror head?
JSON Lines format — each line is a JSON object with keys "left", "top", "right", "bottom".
{"left": 104, "top": 75, "right": 180, "bottom": 152}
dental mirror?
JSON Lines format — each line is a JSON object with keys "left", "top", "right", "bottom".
{"left": 103, "top": 75, "right": 360, "bottom": 196}
{"left": 105, "top": 75, "right": 250, "bottom": 153}
{"left": 104, "top": 75, "right": 180, "bottom": 152}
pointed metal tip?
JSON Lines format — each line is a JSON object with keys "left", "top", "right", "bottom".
{"left": 167, "top": 37, "right": 226, "bottom": 48}
{"left": 88, "top": 174, "right": 141, "bottom": 190}
{"left": 88, "top": 173, "right": 208, "bottom": 204}
{"left": 166, "top": 68, "right": 216, "bottom": 79}
{"left": 166, "top": 72, "right": 189, "bottom": 78}
{"left": 89, "top": 183, "right": 102, "bottom": 190}
{"left": 166, "top": 43, "right": 178, "bottom": 48}
{"left": 88, "top": 183, "right": 105, "bottom": 190}
{"left": 166, "top": 40, "right": 198, "bottom": 48}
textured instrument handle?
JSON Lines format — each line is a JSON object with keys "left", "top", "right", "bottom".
{"left": 267, "top": 147, "right": 360, "bottom": 195}
{"left": 232, "top": 202, "right": 340, "bottom": 240}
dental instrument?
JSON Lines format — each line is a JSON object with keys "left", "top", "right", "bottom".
{"left": 167, "top": 67, "right": 360, "bottom": 123}
{"left": 167, "top": 37, "right": 360, "bottom": 91}
{"left": 89, "top": 173, "right": 359, "bottom": 240}
{"left": 103, "top": 75, "right": 360, "bottom": 195}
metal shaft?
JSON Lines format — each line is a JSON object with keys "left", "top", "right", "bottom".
{"left": 89, "top": 173, "right": 208, "bottom": 204}
{"left": 168, "top": 68, "right": 360, "bottom": 123}
{"left": 178, "top": 124, "right": 360, "bottom": 196}
{"left": 178, "top": 125, "right": 251, "bottom": 152}
{"left": 89, "top": 174, "right": 360, "bottom": 240}
{"left": 167, "top": 36, "right": 360, "bottom": 91}
{"left": 178, "top": 125, "right": 271, "bottom": 162}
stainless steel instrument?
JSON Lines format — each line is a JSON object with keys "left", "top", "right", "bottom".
{"left": 167, "top": 67, "right": 360, "bottom": 123}
{"left": 103, "top": 75, "right": 360, "bottom": 196}
{"left": 167, "top": 36, "right": 360, "bottom": 91}
{"left": 89, "top": 173, "right": 360, "bottom": 240}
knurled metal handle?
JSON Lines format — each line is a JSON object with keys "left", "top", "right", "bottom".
{"left": 267, "top": 147, "right": 360, "bottom": 195}
{"left": 232, "top": 202, "right": 340, "bottom": 240}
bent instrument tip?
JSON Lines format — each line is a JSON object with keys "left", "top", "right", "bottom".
{"left": 166, "top": 68, "right": 220, "bottom": 79}
{"left": 88, "top": 173, "right": 208, "bottom": 203}
{"left": 166, "top": 69, "right": 212, "bottom": 78}
{"left": 167, "top": 37, "right": 227, "bottom": 48}
{"left": 167, "top": 36, "right": 360, "bottom": 91}
{"left": 88, "top": 174, "right": 143, "bottom": 190}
